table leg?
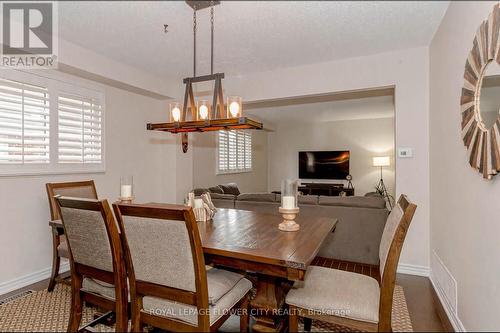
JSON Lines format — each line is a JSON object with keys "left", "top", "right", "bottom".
{"left": 250, "top": 275, "right": 292, "bottom": 333}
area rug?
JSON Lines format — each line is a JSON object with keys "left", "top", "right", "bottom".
{"left": 0, "top": 284, "right": 412, "bottom": 332}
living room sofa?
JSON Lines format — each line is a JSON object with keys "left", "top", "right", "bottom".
{"left": 194, "top": 184, "right": 389, "bottom": 265}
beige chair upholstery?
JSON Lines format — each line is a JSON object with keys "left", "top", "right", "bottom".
{"left": 56, "top": 235, "right": 69, "bottom": 257}
{"left": 82, "top": 278, "right": 116, "bottom": 301}
{"left": 143, "top": 278, "right": 252, "bottom": 325}
{"left": 82, "top": 267, "right": 248, "bottom": 306}
{"left": 286, "top": 266, "right": 380, "bottom": 323}
{"left": 379, "top": 204, "right": 403, "bottom": 277}
{"left": 59, "top": 205, "right": 113, "bottom": 272}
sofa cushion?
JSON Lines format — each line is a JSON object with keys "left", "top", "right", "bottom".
{"left": 208, "top": 186, "right": 224, "bottom": 194}
{"left": 218, "top": 183, "right": 241, "bottom": 196}
{"left": 298, "top": 195, "right": 319, "bottom": 205}
{"left": 193, "top": 188, "right": 209, "bottom": 196}
{"left": 237, "top": 193, "right": 276, "bottom": 202}
{"left": 318, "top": 196, "right": 386, "bottom": 209}
{"left": 210, "top": 193, "right": 236, "bottom": 200}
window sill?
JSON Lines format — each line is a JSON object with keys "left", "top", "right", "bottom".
{"left": 216, "top": 169, "right": 252, "bottom": 175}
{"left": 0, "top": 167, "right": 106, "bottom": 178}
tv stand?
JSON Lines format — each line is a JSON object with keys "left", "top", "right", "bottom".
{"left": 298, "top": 182, "right": 354, "bottom": 196}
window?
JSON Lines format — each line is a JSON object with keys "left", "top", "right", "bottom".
{"left": 0, "top": 71, "right": 105, "bottom": 175}
{"left": 217, "top": 130, "right": 252, "bottom": 173}
{"left": 0, "top": 78, "right": 50, "bottom": 164}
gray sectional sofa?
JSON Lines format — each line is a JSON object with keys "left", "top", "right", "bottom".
{"left": 193, "top": 184, "right": 389, "bottom": 265}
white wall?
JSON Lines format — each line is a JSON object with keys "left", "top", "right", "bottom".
{"left": 430, "top": 1, "right": 500, "bottom": 330}
{"left": 0, "top": 71, "right": 176, "bottom": 292}
{"left": 268, "top": 118, "right": 395, "bottom": 197}
{"left": 192, "top": 131, "right": 268, "bottom": 193}
{"left": 225, "top": 47, "right": 430, "bottom": 271}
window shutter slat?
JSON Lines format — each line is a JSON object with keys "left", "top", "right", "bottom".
{"left": 0, "top": 78, "right": 50, "bottom": 164}
{"left": 58, "top": 93, "right": 103, "bottom": 164}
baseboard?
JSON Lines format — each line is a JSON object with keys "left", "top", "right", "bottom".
{"left": 430, "top": 275, "right": 466, "bottom": 332}
{"left": 0, "top": 262, "right": 70, "bottom": 296}
{"left": 397, "top": 263, "right": 430, "bottom": 277}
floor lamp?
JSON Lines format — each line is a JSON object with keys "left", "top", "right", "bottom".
{"left": 373, "top": 156, "right": 393, "bottom": 210}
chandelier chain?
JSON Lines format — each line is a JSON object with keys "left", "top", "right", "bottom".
{"left": 193, "top": 5, "right": 197, "bottom": 76}
{"left": 210, "top": 0, "right": 214, "bottom": 74}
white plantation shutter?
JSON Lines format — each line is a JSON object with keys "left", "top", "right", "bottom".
{"left": 58, "top": 94, "right": 103, "bottom": 164}
{"left": 0, "top": 78, "right": 50, "bottom": 164}
{"left": 217, "top": 130, "right": 252, "bottom": 173}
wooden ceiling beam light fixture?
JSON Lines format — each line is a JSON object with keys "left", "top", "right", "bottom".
{"left": 147, "top": 1, "right": 263, "bottom": 153}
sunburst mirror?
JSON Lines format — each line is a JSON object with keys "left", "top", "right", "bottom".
{"left": 461, "top": 4, "right": 500, "bottom": 179}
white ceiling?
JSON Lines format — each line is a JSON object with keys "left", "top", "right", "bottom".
{"left": 247, "top": 95, "right": 394, "bottom": 126}
{"left": 58, "top": 1, "right": 448, "bottom": 80}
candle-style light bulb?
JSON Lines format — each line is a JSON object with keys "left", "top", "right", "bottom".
{"left": 172, "top": 107, "right": 181, "bottom": 122}
{"left": 229, "top": 101, "right": 240, "bottom": 117}
{"left": 199, "top": 105, "right": 209, "bottom": 119}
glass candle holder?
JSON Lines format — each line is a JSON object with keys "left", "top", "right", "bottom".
{"left": 281, "top": 179, "right": 298, "bottom": 209}
{"left": 120, "top": 175, "right": 134, "bottom": 201}
{"left": 197, "top": 100, "right": 211, "bottom": 121}
{"left": 227, "top": 96, "right": 242, "bottom": 118}
{"left": 169, "top": 102, "right": 182, "bottom": 123}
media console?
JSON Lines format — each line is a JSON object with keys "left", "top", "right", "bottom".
{"left": 298, "top": 183, "right": 355, "bottom": 197}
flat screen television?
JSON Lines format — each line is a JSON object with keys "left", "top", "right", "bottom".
{"left": 298, "top": 151, "right": 350, "bottom": 180}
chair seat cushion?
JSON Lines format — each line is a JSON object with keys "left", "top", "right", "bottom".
{"left": 286, "top": 266, "right": 380, "bottom": 324}
{"left": 143, "top": 277, "right": 252, "bottom": 326}
{"left": 82, "top": 278, "right": 116, "bottom": 301}
{"left": 57, "top": 237, "right": 69, "bottom": 258}
{"left": 206, "top": 268, "right": 245, "bottom": 305}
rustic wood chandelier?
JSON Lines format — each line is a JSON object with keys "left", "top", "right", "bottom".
{"left": 147, "top": 0, "right": 263, "bottom": 153}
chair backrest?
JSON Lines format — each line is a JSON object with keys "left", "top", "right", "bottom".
{"left": 46, "top": 181, "right": 98, "bottom": 220}
{"left": 377, "top": 194, "right": 417, "bottom": 331}
{"left": 113, "top": 203, "right": 209, "bottom": 330}
{"left": 55, "top": 196, "right": 118, "bottom": 273}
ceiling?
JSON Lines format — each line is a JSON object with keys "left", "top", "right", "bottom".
{"left": 58, "top": 1, "right": 449, "bottom": 80}
{"left": 247, "top": 95, "right": 394, "bottom": 126}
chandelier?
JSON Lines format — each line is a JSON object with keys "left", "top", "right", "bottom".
{"left": 147, "top": 1, "right": 263, "bottom": 153}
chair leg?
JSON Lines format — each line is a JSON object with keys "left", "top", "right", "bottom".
{"left": 48, "top": 229, "right": 61, "bottom": 292}
{"left": 303, "top": 317, "right": 312, "bottom": 331}
{"left": 131, "top": 296, "right": 144, "bottom": 333}
{"left": 239, "top": 295, "right": 249, "bottom": 333}
{"left": 67, "top": 273, "right": 83, "bottom": 332}
{"left": 289, "top": 305, "right": 299, "bottom": 333}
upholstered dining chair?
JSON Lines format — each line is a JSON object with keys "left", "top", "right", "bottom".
{"left": 113, "top": 202, "right": 252, "bottom": 332}
{"left": 286, "top": 195, "right": 417, "bottom": 332}
{"left": 55, "top": 196, "right": 128, "bottom": 332}
{"left": 46, "top": 181, "right": 98, "bottom": 292}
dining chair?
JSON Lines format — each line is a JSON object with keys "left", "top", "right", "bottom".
{"left": 55, "top": 196, "right": 128, "bottom": 332}
{"left": 113, "top": 202, "right": 252, "bottom": 332}
{"left": 286, "top": 195, "right": 417, "bottom": 332}
{"left": 46, "top": 181, "right": 98, "bottom": 292}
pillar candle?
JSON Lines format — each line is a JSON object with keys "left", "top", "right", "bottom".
{"left": 282, "top": 196, "right": 296, "bottom": 209}
{"left": 120, "top": 185, "right": 132, "bottom": 198}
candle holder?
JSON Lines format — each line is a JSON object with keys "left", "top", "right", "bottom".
{"left": 279, "top": 179, "right": 300, "bottom": 232}
{"left": 119, "top": 175, "right": 134, "bottom": 203}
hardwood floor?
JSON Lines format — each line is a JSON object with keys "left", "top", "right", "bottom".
{"left": 1, "top": 262, "right": 447, "bottom": 332}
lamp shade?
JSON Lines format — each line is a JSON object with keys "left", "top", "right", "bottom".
{"left": 373, "top": 156, "right": 390, "bottom": 167}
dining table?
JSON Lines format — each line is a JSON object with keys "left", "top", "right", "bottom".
{"left": 197, "top": 208, "right": 337, "bottom": 332}
{"left": 51, "top": 207, "right": 337, "bottom": 332}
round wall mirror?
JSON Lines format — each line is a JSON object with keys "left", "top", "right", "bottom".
{"left": 460, "top": 4, "right": 500, "bottom": 179}
{"left": 478, "top": 61, "right": 500, "bottom": 129}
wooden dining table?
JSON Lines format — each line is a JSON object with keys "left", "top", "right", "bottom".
{"left": 197, "top": 208, "right": 337, "bottom": 332}
{"left": 51, "top": 207, "right": 337, "bottom": 332}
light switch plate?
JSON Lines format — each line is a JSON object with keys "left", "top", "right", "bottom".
{"left": 398, "top": 148, "right": 413, "bottom": 158}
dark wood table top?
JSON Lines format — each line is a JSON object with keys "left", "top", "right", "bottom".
{"left": 51, "top": 207, "right": 337, "bottom": 281}
{"left": 197, "top": 209, "right": 337, "bottom": 275}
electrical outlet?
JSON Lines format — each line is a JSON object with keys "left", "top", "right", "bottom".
{"left": 398, "top": 148, "right": 413, "bottom": 158}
